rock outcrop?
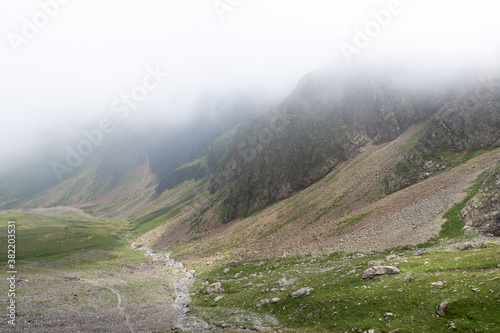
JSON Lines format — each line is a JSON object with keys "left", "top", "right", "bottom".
{"left": 362, "top": 266, "right": 400, "bottom": 281}
{"left": 436, "top": 300, "right": 450, "bottom": 317}
{"left": 461, "top": 161, "right": 500, "bottom": 236}
{"left": 206, "top": 282, "right": 224, "bottom": 294}
{"left": 290, "top": 287, "right": 313, "bottom": 298}
{"left": 385, "top": 88, "right": 500, "bottom": 193}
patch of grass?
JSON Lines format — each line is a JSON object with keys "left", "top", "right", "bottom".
{"left": 129, "top": 178, "right": 209, "bottom": 237}
{"left": 395, "top": 158, "right": 422, "bottom": 179}
{"left": 439, "top": 173, "right": 485, "bottom": 239}
{"left": 258, "top": 210, "right": 307, "bottom": 240}
{"left": 399, "top": 121, "right": 431, "bottom": 155}
{"left": 389, "top": 149, "right": 490, "bottom": 196}
{"left": 328, "top": 208, "right": 379, "bottom": 234}
{"left": 0, "top": 212, "right": 125, "bottom": 262}
{"left": 175, "top": 155, "right": 208, "bottom": 171}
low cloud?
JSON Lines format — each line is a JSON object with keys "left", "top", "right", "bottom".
{"left": 1, "top": 0, "right": 499, "bottom": 162}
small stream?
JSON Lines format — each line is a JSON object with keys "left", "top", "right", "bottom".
{"left": 129, "top": 239, "right": 201, "bottom": 331}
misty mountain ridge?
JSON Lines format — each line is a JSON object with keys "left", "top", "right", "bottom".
{"left": 1, "top": 64, "right": 499, "bottom": 239}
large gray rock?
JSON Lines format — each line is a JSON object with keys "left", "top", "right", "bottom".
{"left": 276, "top": 278, "right": 295, "bottom": 287}
{"left": 206, "top": 282, "right": 224, "bottom": 294}
{"left": 459, "top": 241, "right": 483, "bottom": 251}
{"left": 291, "top": 287, "right": 313, "bottom": 298}
{"left": 436, "top": 300, "right": 450, "bottom": 316}
{"left": 362, "top": 266, "right": 400, "bottom": 281}
{"left": 256, "top": 299, "right": 270, "bottom": 307}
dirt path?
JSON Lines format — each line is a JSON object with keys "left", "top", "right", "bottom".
{"left": 81, "top": 278, "right": 135, "bottom": 333}
{"left": 19, "top": 265, "right": 137, "bottom": 332}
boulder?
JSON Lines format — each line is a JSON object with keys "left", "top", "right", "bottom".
{"left": 459, "top": 241, "right": 483, "bottom": 251}
{"left": 230, "top": 260, "right": 239, "bottom": 267}
{"left": 414, "top": 249, "right": 427, "bottom": 256}
{"left": 277, "top": 278, "right": 295, "bottom": 287}
{"left": 271, "top": 297, "right": 280, "bottom": 304}
{"left": 385, "top": 254, "right": 401, "bottom": 261}
{"left": 257, "top": 299, "right": 270, "bottom": 307}
{"left": 362, "top": 266, "right": 400, "bottom": 281}
{"left": 436, "top": 300, "right": 450, "bottom": 316}
{"left": 291, "top": 287, "right": 313, "bottom": 299}
{"left": 223, "top": 268, "right": 230, "bottom": 274}
{"left": 206, "top": 282, "right": 224, "bottom": 294}
{"left": 214, "top": 296, "right": 224, "bottom": 302}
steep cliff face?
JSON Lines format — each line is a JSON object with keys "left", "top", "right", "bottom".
{"left": 211, "top": 68, "right": 447, "bottom": 222}
{"left": 385, "top": 86, "right": 500, "bottom": 193}
{"left": 461, "top": 161, "right": 500, "bottom": 236}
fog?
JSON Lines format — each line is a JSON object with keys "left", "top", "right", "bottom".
{"left": 1, "top": 0, "right": 499, "bottom": 165}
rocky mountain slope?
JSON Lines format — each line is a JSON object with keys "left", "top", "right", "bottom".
{"left": 138, "top": 127, "right": 500, "bottom": 260}
{"left": 211, "top": 66, "right": 500, "bottom": 222}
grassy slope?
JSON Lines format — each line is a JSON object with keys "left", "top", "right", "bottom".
{"left": 189, "top": 244, "right": 500, "bottom": 332}
{"left": 0, "top": 211, "right": 124, "bottom": 262}
{"left": 128, "top": 177, "right": 210, "bottom": 238}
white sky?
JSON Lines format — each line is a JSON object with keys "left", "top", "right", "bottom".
{"left": 1, "top": 0, "right": 499, "bottom": 160}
